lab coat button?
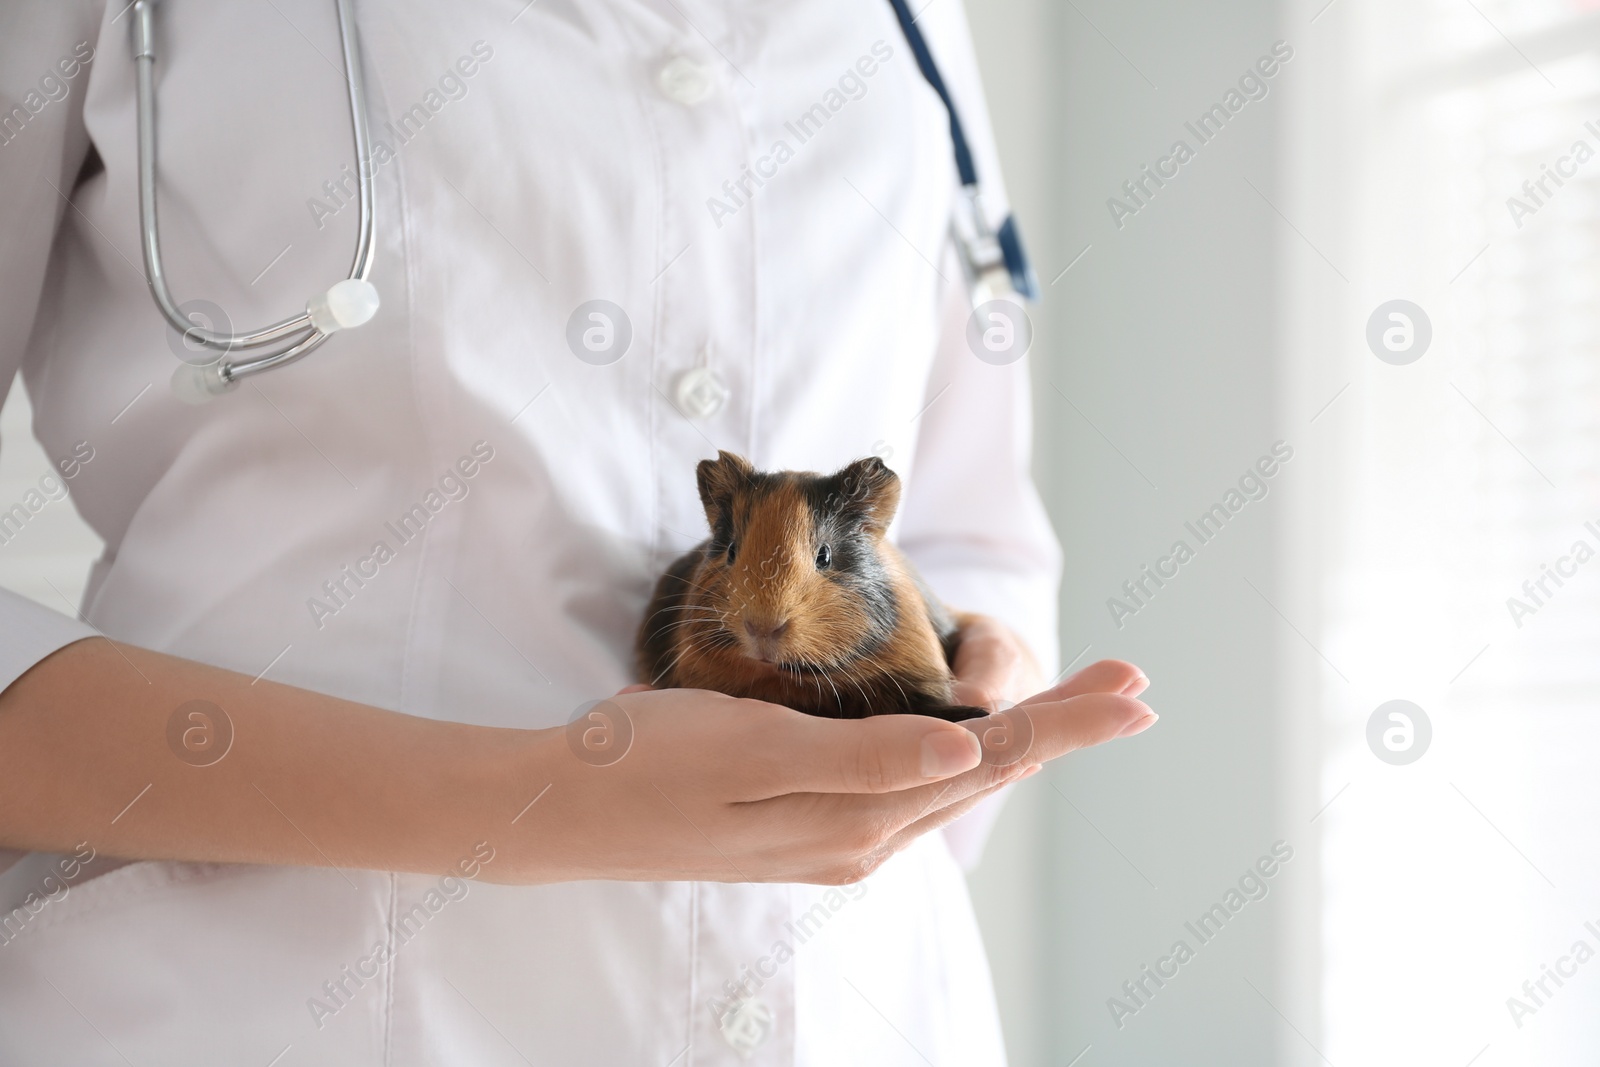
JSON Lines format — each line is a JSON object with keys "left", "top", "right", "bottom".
{"left": 719, "top": 997, "right": 773, "bottom": 1056}
{"left": 657, "top": 56, "right": 715, "bottom": 105}
{"left": 675, "top": 367, "right": 729, "bottom": 419}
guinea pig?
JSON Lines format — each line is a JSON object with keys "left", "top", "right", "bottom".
{"left": 636, "top": 451, "right": 988, "bottom": 722}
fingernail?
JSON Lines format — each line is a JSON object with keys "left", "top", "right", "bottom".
{"left": 1116, "top": 712, "right": 1158, "bottom": 739}
{"left": 921, "top": 731, "right": 981, "bottom": 778}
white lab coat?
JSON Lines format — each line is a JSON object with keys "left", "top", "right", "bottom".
{"left": 0, "top": 1, "right": 1061, "bottom": 1063}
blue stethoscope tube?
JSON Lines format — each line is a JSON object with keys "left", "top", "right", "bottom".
{"left": 886, "top": 0, "right": 1040, "bottom": 302}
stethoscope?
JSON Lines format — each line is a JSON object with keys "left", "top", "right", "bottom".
{"left": 135, "top": 0, "right": 1036, "bottom": 403}
{"left": 885, "top": 0, "right": 1039, "bottom": 308}
{"left": 135, "top": 0, "right": 378, "bottom": 403}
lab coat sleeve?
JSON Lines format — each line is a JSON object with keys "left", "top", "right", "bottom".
{"left": 896, "top": 0, "right": 1062, "bottom": 869}
{"left": 0, "top": 587, "right": 96, "bottom": 693}
{"left": 899, "top": 268, "right": 1062, "bottom": 871}
{"left": 0, "top": 5, "right": 108, "bottom": 691}
{"left": 895, "top": 0, "right": 1061, "bottom": 673}
{"left": 898, "top": 272, "right": 1062, "bottom": 674}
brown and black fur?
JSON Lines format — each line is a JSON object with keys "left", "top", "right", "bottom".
{"left": 636, "top": 452, "right": 987, "bottom": 722}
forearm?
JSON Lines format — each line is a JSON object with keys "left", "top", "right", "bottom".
{"left": 0, "top": 635, "right": 1155, "bottom": 889}
{"left": 0, "top": 637, "right": 538, "bottom": 880}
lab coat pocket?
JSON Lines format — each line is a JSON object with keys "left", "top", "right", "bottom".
{"left": 0, "top": 862, "right": 395, "bottom": 1067}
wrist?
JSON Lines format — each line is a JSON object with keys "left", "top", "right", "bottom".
{"left": 466, "top": 722, "right": 573, "bottom": 885}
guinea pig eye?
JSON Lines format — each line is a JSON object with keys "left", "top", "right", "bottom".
{"left": 815, "top": 543, "right": 832, "bottom": 569}
{"left": 726, "top": 541, "right": 738, "bottom": 564}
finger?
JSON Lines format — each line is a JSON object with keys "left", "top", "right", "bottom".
{"left": 614, "top": 683, "right": 654, "bottom": 695}
{"left": 950, "top": 678, "right": 997, "bottom": 711}
{"left": 744, "top": 709, "right": 984, "bottom": 797}
{"left": 813, "top": 692, "right": 1154, "bottom": 830}
{"left": 1006, "top": 691, "right": 1154, "bottom": 764}
{"left": 1020, "top": 659, "right": 1147, "bottom": 707}
{"left": 804, "top": 769, "right": 1029, "bottom": 884}
{"left": 883, "top": 764, "right": 1040, "bottom": 853}
{"left": 754, "top": 762, "right": 1030, "bottom": 886}
{"left": 951, "top": 618, "right": 1023, "bottom": 710}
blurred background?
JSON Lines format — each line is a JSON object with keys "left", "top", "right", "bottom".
{"left": 4, "top": 0, "right": 1598, "bottom": 1063}
{"left": 956, "top": 0, "right": 1600, "bottom": 1064}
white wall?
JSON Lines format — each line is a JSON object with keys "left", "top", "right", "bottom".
{"left": 968, "top": 2, "right": 1600, "bottom": 1064}
{"left": 964, "top": 1, "right": 1300, "bottom": 1063}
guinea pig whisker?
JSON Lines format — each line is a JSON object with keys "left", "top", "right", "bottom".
{"left": 880, "top": 670, "right": 913, "bottom": 712}
{"left": 653, "top": 610, "right": 728, "bottom": 630}
{"left": 651, "top": 603, "right": 726, "bottom": 615}
{"left": 647, "top": 614, "right": 729, "bottom": 650}
{"left": 651, "top": 626, "right": 720, "bottom": 685}
{"left": 658, "top": 613, "right": 726, "bottom": 635}
{"left": 699, "top": 624, "right": 739, "bottom": 648}
{"left": 654, "top": 620, "right": 721, "bottom": 648}
{"left": 843, "top": 672, "right": 876, "bottom": 716}
{"left": 689, "top": 624, "right": 742, "bottom": 659}
{"left": 658, "top": 631, "right": 715, "bottom": 665}
{"left": 652, "top": 645, "right": 692, "bottom": 683}
{"left": 656, "top": 629, "right": 725, "bottom": 682}
{"left": 641, "top": 605, "right": 724, "bottom": 631}
{"left": 806, "top": 662, "right": 844, "bottom": 713}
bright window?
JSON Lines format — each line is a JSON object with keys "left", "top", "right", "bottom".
{"left": 1294, "top": 3, "right": 1600, "bottom": 1062}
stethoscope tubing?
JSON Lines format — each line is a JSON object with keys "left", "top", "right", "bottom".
{"left": 132, "top": 0, "right": 376, "bottom": 383}
{"left": 133, "top": 0, "right": 1030, "bottom": 395}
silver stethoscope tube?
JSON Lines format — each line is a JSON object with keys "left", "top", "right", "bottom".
{"left": 132, "top": 0, "right": 380, "bottom": 400}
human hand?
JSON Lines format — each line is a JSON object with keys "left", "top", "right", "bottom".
{"left": 918, "top": 655, "right": 1155, "bottom": 839}
{"left": 949, "top": 612, "right": 1150, "bottom": 711}
{"left": 949, "top": 611, "right": 1049, "bottom": 710}
{"left": 508, "top": 674, "right": 1153, "bottom": 886}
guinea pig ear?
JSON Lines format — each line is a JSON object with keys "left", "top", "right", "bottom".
{"left": 833, "top": 456, "right": 901, "bottom": 535}
{"left": 696, "top": 451, "right": 756, "bottom": 525}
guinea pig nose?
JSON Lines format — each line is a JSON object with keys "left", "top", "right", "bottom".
{"left": 743, "top": 617, "right": 790, "bottom": 641}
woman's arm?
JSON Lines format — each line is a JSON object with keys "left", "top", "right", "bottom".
{"left": 0, "top": 634, "right": 1154, "bottom": 885}
{"left": 0, "top": 635, "right": 540, "bottom": 877}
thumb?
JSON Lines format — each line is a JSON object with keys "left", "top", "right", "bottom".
{"left": 764, "top": 713, "right": 984, "bottom": 795}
